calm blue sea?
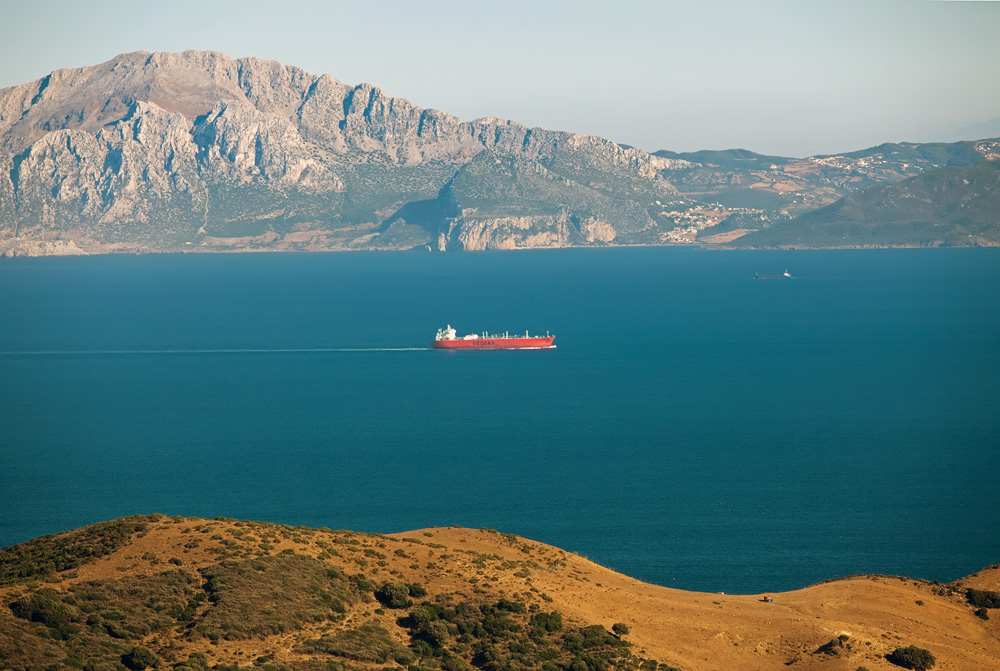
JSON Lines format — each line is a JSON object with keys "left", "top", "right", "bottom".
{"left": 1, "top": 247, "right": 998, "bottom": 594}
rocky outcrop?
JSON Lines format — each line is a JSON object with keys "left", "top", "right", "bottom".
{"left": 0, "top": 238, "right": 87, "bottom": 257}
{"left": 9, "top": 101, "right": 206, "bottom": 242}
{"left": 192, "top": 100, "right": 337, "bottom": 189}
{"left": 0, "top": 50, "right": 676, "bottom": 254}
{"left": 441, "top": 215, "right": 572, "bottom": 251}
{"left": 437, "top": 150, "right": 664, "bottom": 250}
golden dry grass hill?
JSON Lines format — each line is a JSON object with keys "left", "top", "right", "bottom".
{"left": 2, "top": 515, "right": 999, "bottom": 671}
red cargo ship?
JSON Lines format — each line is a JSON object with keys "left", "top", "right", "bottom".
{"left": 430, "top": 325, "right": 556, "bottom": 350}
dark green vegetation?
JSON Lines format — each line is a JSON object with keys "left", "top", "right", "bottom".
{"left": 0, "top": 518, "right": 675, "bottom": 671}
{"left": 886, "top": 645, "right": 936, "bottom": 670}
{"left": 293, "top": 597, "right": 670, "bottom": 671}
{"left": 1, "top": 553, "right": 375, "bottom": 669}
{"left": 389, "top": 597, "right": 669, "bottom": 671}
{"left": 121, "top": 646, "right": 158, "bottom": 670}
{"left": 966, "top": 589, "right": 1000, "bottom": 609}
{"left": 0, "top": 516, "right": 153, "bottom": 586}
{"left": 2, "top": 561, "right": 667, "bottom": 671}
{"left": 814, "top": 634, "right": 851, "bottom": 656}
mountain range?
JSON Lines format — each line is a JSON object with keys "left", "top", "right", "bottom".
{"left": 1, "top": 51, "right": 998, "bottom": 256}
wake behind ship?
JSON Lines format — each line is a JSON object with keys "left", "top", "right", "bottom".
{"left": 431, "top": 325, "right": 556, "bottom": 350}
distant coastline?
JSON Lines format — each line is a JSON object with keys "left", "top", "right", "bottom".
{"left": 3, "top": 51, "right": 998, "bottom": 257}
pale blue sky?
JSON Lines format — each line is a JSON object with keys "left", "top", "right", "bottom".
{"left": 1, "top": 0, "right": 998, "bottom": 156}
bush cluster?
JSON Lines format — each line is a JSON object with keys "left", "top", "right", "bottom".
{"left": 886, "top": 645, "right": 935, "bottom": 670}
{"left": 815, "top": 634, "right": 850, "bottom": 656}
{"left": 0, "top": 516, "right": 152, "bottom": 585}
{"left": 375, "top": 581, "right": 427, "bottom": 609}
{"left": 966, "top": 589, "right": 1000, "bottom": 609}
{"left": 395, "top": 597, "right": 659, "bottom": 671}
{"left": 121, "top": 645, "right": 158, "bottom": 670}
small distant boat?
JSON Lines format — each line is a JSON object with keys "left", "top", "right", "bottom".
{"left": 430, "top": 325, "right": 556, "bottom": 350}
{"left": 754, "top": 270, "right": 792, "bottom": 280}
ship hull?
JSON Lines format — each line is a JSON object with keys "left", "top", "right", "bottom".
{"left": 430, "top": 336, "right": 556, "bottom": 350}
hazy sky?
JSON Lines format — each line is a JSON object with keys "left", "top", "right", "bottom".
{"left": 1, "top": 0, "right": 998, "bottom": 157}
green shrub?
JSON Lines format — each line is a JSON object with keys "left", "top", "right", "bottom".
{"left": 816, "top": 635, "right": 849, "bottom": 656}
{"left": 180, "top": 651, "right": 209, "bottom": 670}
{"left": 374, "top": 582, "right": 413, "bottom": 609}
{"left": 612, "top": 623, "right": 630, "bottom": 637}
{"left": 9, "top": 589, "right": 81, "bottom": 630}
{"left": 0, "top": 517, "right": 151, "bottom": 586}
{"left": 121, "top": 645, "right": 158, "bottom": 670}
{"left": 349, "top": 573, "right": 373, "bottom": 592}
{"left": 578, "top": 625, "right": 622, "bottom": 649}
{"left": 496, "top": 598, "right": 526, "bottom": 613}
{"left": 886, "top": 645, "right": 935, "bottom": 670}
{"left": 530, "top": 611, "right": 563, "bottom": 633}
{"left": 966, "top": 589, "right": 1000, "bottom": 609}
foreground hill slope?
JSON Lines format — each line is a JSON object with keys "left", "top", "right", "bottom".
{"left": 2, "top": 516, "right": 999, "bottom": 671}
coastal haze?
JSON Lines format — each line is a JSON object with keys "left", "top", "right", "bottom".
{"left": 2, "top": 0, "right": 999, "bottom": 157}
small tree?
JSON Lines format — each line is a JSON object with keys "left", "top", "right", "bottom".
{"left": 375, "top": 582, "right": 413, "bottom": 609}
{"left": 966, "top": 589, "right": 1000, "bottom": 609}
{"left": 612, "top": 622, "right": 630, "bottom": 637}
{"left": 886, "top": 645, "right": 935, "bottom": 670}
{"left": 121, "top": 645, "right": 158, "bottom": 671}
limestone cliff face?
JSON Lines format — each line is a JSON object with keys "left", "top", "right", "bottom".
{"left": 436, "top": 150, "right": 666, "bottom": 251}
{"left": 11, "top": 102, "right": 196, "bottom": 229}
{"left": 441, "top": 215, "right": 572, "bottom": 251}
{"left": 0, "top": 50, "right": 675, "bottom": 254}
{"left": 192, "top": 101, "right": 337, "bottom": 189}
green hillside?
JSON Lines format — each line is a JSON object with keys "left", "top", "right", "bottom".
{"left": 738, "top": 161, "right": 1000, "bottom": 247}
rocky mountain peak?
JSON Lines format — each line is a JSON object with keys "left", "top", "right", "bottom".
{"left": 0, "top": 50, "right": 682, "bottom": 255}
